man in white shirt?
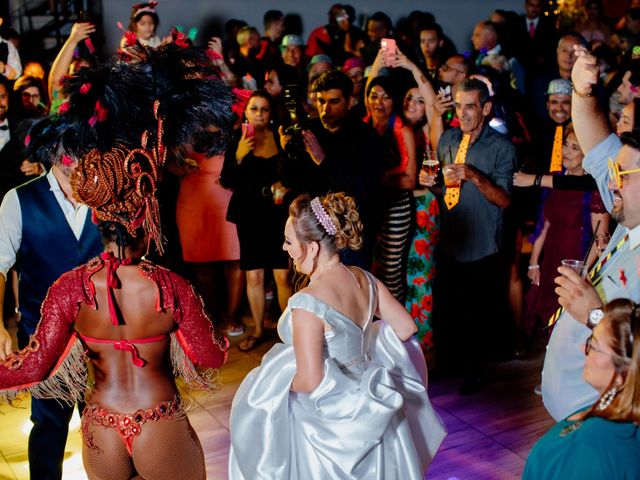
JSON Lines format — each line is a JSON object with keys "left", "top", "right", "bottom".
{"left": 0, "top": 146, "right": 102, "bottom": 479}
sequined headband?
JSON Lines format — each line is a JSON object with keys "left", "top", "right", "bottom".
{"left": 310, "top": 197, "right": 337, "bottom": 236}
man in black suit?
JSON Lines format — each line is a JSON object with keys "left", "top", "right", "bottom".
{"left": 518, "top": 0, "right": 559, "bottom": 74}
{"left": 0, "top": 75, "right": 44, "bottom": 201}
{"left": 0, "top": 76, "right": 20, "bottom": 200}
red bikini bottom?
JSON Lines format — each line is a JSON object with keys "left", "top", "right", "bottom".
{"left": 81, "top": 399, "right": 184, "bottom": 456}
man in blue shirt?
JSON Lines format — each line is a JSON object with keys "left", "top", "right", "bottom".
{"left": 541, "top": 44, "right": 640, "bottom": 421}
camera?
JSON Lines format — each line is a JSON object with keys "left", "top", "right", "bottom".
{"left": 282, "top": 84, "right": 309, "bottom": 157}
{"left": 283, "top": 84, "right": 306, "bottom": 136}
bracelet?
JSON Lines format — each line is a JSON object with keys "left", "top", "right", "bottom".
{"left": 528, "top": 265, "right": 540, "bottom": 270}
{"left": 571, "top": 83, "right": 593, "bottom": 98}
{"left": 534, "top": 174, "right": 542, "bottom": 187}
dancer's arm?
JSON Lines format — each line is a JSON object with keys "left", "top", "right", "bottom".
{"left": 0, "top": 270, "right": 80, "bottom": 389}
{"left": 171, "top": 274, "right": 228, "bottom": 369}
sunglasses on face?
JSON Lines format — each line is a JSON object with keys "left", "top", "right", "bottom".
{"left": 608, "top": 158, "right": 640, "bottom": 188}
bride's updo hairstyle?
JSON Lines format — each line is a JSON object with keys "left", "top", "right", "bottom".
{"left": 289, "top": 192, "right": 363, "bottom": 255}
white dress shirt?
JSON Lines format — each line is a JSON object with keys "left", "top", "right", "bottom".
{"left": 0, "top": 119, "right": 9, "bottom": 152}
{"left": 0, "top": 169, "right": 88, "bottom": 278}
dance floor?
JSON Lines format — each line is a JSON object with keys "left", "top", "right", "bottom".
{"left": 0, "top": 326, "right": 553, "bottom": 479}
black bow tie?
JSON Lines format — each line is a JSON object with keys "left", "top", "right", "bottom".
{"left": 0, "top": 125, "right": 8, "bottom": 131}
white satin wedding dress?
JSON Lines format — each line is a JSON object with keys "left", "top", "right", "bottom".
{"left": 229, "top": 270, "right": 446, "bottom": 479}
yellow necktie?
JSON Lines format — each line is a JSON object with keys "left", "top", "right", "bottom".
{"left": 549, "top": 125, "right": 563, "bottom": 173}
{"left": 444, "top": 134, "right": 471, "bottom": 210}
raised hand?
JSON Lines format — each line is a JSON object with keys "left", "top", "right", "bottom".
{"left": 571, "top": 45, "right": 598, "bottom": 95}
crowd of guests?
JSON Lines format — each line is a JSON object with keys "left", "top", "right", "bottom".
{"left": 0, "top": 0, "right": 640, "bottom": 478}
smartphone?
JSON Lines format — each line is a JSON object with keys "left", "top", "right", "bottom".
{"left": 438, "top": 85, "right": 452, "bottom": 99}
{"left": 380, "top": 38, "right": 397, "bottom": 65}
{"left": 242, "top": 121, "right": 255, "bottom": 139}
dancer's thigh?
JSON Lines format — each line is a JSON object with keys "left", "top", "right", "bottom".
{"left": 132, "top": 417, "right": 206, "bottom": 480}
{"left": 82, "top": 423, "right": 135, "bottom": 480}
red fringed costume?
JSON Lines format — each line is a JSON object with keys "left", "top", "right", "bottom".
{"left": 0, "top": 254, "right": 228, "bottom": 405}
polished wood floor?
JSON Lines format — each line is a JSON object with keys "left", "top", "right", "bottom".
{"left": 0, "top": 324, "right": 553, "bottom": 479}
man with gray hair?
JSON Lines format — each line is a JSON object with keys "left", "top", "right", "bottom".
{"left": 422, "top": 78, "right": 516, "bottom": 395}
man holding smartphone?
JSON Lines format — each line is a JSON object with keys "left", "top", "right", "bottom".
{"left": 428, "top": 55, "right": 471, "bottom": 147}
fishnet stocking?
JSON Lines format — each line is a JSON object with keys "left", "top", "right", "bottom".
{"left": 82, "top": 417, "right": 205, "bottom": 480}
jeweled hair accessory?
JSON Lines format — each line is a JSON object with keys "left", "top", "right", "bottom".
{"left": 310, "top": 197, "right": 337, "bottom": 236}
{"left": 71, "top": 100, "right": 166, "bottom": 255}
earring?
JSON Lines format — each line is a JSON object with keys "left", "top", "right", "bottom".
{"left": 597, "top": 386, "right": 618, "bottom": 411}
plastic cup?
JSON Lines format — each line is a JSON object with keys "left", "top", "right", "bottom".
{"left": 561, "top": 259, "right": 588, "bottom": 278}
{"left": 443, "top": 165, "right": 460, "bottom": 187}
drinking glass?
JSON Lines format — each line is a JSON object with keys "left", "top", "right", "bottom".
{"left": 561, "top": 259, "right": 588, "bottom": 278}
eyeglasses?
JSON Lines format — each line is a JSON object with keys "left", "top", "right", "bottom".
{"left": 585, "top": 333, "right": 629, "bottom": 361}
{"left": 608, "top": 158, "right": 640, "bottom": 188}
{"left": 585, "top": 334, "right": 614, "bottom": 357}
{"left": 440, "top": 63, "right": 465, "bottom": 74}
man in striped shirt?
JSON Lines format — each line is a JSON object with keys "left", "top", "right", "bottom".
{"left": 431, "top": 78, "right": 516, "bottom": 395}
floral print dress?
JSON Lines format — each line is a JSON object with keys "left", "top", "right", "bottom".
{"left": 405, "top": 189, "right": 439, "bottom": 350}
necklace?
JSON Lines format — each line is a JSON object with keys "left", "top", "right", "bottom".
{"left": 559, "top": 419, "right": 583, "bottom": 437}
{"left": 309, "top": 262, "right": 342, "bottom": 283}
{"left": 310, "top": 262, "right": 361, "bottom": 288}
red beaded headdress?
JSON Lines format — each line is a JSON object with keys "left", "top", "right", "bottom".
{"left": 71, "top": 100, "right": 166, "bottom": 254}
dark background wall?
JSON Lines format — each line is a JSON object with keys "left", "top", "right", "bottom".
{"left": 104, "top": 0, "right": 524, "bottom": 53}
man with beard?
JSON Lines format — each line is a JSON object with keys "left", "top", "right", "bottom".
{"left": 541, "top": 44, "right": 640, "bottom": 422}
{"left": 279, "top": 70, "right": 385, "bottom": 268}
{"left": 0, "top": 145, "right": 102, "bottom": 478}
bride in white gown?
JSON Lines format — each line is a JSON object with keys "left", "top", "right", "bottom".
{"left": 229, "top": 193, "right": 446, "bottom": 479}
